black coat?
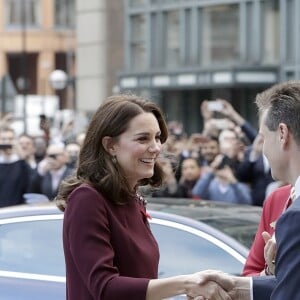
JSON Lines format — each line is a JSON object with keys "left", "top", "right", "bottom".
{"left": 29, "top": 166, "right": 74, "bottom": 201}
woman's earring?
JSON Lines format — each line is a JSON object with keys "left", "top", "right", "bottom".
{"left": 111, "top": 156, "right": 117, "bottom": 164}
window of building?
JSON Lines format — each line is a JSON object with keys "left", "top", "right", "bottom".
{"left": 262, "top": 0, "right": 280, "bottom": 64}
{"left": 54, "top": 0, "right": 75, "bottom": 29}
{"left": 285, "top": 0, "right": 296, "bottom": 64}
{"left": 130, "top": 14, "right": 147, "bottom": 71}
{"left": 165, "top": 10, "right": 180, "bottom": 68}
{"left": 151, "top": 0, "right": 180, "bottom": 3}
{"left": 5, "top": 0, "right": 40, "bottom": 28}
{"left": 201, "top": 4, "right": 239, "bottom": 66}
{"left": 150, "top": 13, "right": 161, "bottom": 68}
{"left": 130, "top": 0, "right": 146, "bottom": 6}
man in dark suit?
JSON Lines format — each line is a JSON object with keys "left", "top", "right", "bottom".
{"left": 252, "top": 196, "right": 300, "bottom": 298}
{"left": 0, "top": 127, "right": 32, "bottom": 207}
{"left": 250, "top": 80, "right": 300, "bottom": 299}
{"left": 200, "top": 80, "right": 300, "bottom": 299}
{"left": 30, "top": 143, "right": 74, "bottom": 201}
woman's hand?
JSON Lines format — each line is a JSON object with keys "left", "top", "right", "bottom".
{"left": 185, "top": 270, "right": 234, "bottom": 300}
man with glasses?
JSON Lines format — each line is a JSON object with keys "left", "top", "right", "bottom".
{"left": 30, "top": 143, "right": 75, "bottom": 200}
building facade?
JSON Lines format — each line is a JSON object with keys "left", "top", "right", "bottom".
{"left": 119, "top": 0, "right": 300, "bottom": 133}
{"left": 76, "top": 0, "right": 124, "bottom": 115}
{"left": 0, "top": 0, "right": 76, "bottom": 111}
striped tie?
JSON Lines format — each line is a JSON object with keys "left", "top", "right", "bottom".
{"left": 285, "top": 186, "right": 296, "bottom": 210}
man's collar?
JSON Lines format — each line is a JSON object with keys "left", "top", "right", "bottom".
{"left": 294, "top": 176, "right": 300, "bottom": 200}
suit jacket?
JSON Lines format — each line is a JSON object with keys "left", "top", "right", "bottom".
{"left": 242, "top": 185, "right": 291, "bottom": 276}
{"left": 253, "top": 196, "right": 300, "bottom": 299}
{"left": 30, "top": 166, "right": 74, "bottom": 201}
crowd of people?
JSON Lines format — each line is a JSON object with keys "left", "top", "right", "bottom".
{"left": 142, "top": 97, "right": 278, "bottom": 206}
{"left": 1, "top": 80, "right": 300, "bottom": 299}
{"left": 0, "top": 115, "right": 85, "bottom": 207}
{"left": 0, "top": 96, "right": 282, "bottom": 208}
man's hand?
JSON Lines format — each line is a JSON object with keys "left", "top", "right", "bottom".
{"left": 194, "top": 271, "right": 251, "bottom": 300}
{"left": 262, "top": 231, "right": 276, "bottom": 275}
{"left": 185, "top": 270, "right": 234, "bottom": 300}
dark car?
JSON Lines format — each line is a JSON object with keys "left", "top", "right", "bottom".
{"left": 147, "top": 197, "right": 262, "bottom": 249}
{"left": 0, "top": 198, "right": 261, "bottom": 299}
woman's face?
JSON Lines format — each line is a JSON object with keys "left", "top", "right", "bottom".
{"left": 112, "top": 112, "right": 162, "bottom": 189}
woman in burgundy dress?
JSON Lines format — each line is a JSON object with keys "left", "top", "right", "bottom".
{"left": 55, "top": 95, "right": 232, "bottom": 300}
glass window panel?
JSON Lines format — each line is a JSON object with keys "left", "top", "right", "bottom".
{"left": 184, "top": 9, "right": 192, "bottom": 65}
{"left": 0, "top": 219, "right": 65, "bottom": 276}
{"left": 151, "top": 0, "right": 180, "bottom": 3}
{"left": 130, "top": 0, "right": 146, "bottom": 6}
{"left": 5, "top": 0, "right": 40, "bottom": 27}
{"left": 150, "top": 223, "right": 244, "bottom": 277}
{"left": 245, "top": 2, "right": 255, "bottom": 63}
{"left": 201, "top": 5, "right": 240, "bottom": 66}
{"left": 130, "top": 14, "right": 147, "bottom": 70}
{"left": 262, "top": 0, "right": 280, "bottom": 64}
{"left": 150, "top": 13, "right": 159, "bottom": 67}
{"left": 165, "top": 10, "right": 180, "bottom": 68}
{"left": 54, "top": 0, "right": 75, "bottom": 28}
{"left": 285, "top": 0, "right": 296, "bottom": 64}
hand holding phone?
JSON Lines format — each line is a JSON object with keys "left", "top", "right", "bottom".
{"left": 207, "top": 101, "right": 224, "bottom": 112}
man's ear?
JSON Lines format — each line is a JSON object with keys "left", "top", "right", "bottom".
{"left": 102, "top": 136, "right": 116, "bottom": 156}
{"left": 278, "top": 123, "right": 289, "bottom": 146}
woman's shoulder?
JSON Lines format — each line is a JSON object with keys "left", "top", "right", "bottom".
{"left": 68, "top": 183, "right": 106, "bottom": 205}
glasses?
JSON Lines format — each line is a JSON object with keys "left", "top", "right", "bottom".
{"left": 47, "top": 153, "right": 63, "bottom": 159}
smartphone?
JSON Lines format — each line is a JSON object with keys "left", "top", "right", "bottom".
{"left": 207, "top": 101, "right": 223, "bottom": 112}
{"left": 0, "top": 144, "right": 13, "bottom": 150}
{"left": 214, "top": 119, "right": 229, "bottom": 129}
{"left": 216, "top": 155, "right": 233, "bottom": 170}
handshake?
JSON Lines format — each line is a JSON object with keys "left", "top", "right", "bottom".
{"left": 183, "top": 270, "right": 251, "bottom": 300}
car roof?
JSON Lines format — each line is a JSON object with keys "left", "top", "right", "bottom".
{"left": 146, "top": 197, "right": 262, "bottom": 220}
{"left": 0, "top": 202, "right": 62, "bottom": 219}
{"left": 0, "top": 197, "right": 261, "bottom": 221}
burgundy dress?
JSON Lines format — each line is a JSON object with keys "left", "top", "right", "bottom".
{"left": 63, "top": 184, "right": 159, "bottom": 300}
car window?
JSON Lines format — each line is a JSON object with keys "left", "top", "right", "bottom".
{"left": 200, "top": 218, "right": 257, "bottom": 248}
{"left": 0, "top": 219, "right": 65, "bottom": 276}
{"left": 150, "top": 222, "right": 244, "bottom": 277}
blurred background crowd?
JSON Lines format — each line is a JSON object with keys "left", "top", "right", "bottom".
{"left": 0, "top": 0, "right": 297, "bottom": 208}
{"left": 0, "top": 97, "right": 284, "bottom": 208}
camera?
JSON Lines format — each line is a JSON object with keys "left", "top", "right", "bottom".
{"left": 0, "top": 144, "right": 13, "bottom": 150}
{"left": 216, "top": 155, "right": 233, "bottom": 170}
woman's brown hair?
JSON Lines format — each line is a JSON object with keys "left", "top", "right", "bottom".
{"left": 56, "top": 94, "right": 168, "bottom": 211}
